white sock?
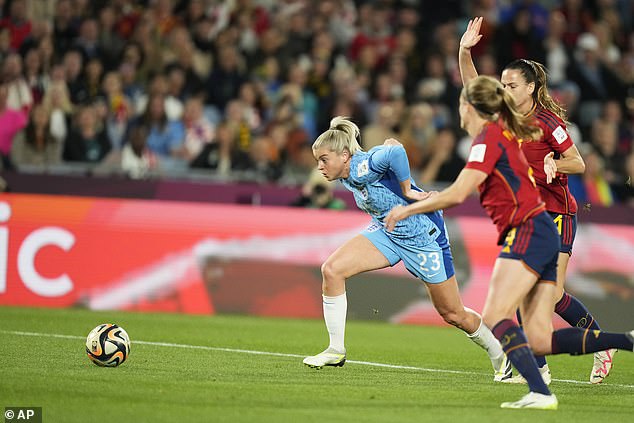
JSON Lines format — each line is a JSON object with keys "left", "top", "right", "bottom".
{"left": 323, "top": 293, "right": 347, "bottom": 353}
{"left": 465, "top": 309, "right": 504, "bottom": 369}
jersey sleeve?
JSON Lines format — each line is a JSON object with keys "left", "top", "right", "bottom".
{"left": 464, "top": 132, "right": 502, "bottom": 175}
{"left": 538, "top": 114, "right": 573, "bottom": 154}
{"left": 367, "top": 145, "right": 411, "bottom": 182}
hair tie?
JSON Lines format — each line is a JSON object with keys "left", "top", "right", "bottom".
{"left": 521, "top": 58, "right": 538, "bottom": 77}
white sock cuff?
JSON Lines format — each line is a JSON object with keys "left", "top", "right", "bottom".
{"left": 467, "top": 320, "right": 483, "bottom": 338}
{"left": 323, "top": 293, "right": 347, "bottom": 302}
{"left": 464, "top": 307, "right": 483, "bottom": 338}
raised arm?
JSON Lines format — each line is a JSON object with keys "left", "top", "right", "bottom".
{"left": 458, "top": 17, "right": 483, "bottom": 86}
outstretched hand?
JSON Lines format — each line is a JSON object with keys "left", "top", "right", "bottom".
{"left": 403, "top": 189, "right": 431, "bottom": 201}
{"left": 544, "top": 152, "right": 557, "bottom": 184}
{"left": 407, "top": 190, "right": 438, "bottom": 201}
{"left": 460, "top": 17, "right": 483, "bottom": 50}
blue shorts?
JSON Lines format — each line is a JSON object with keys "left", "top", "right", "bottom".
{"left": 499, "top": 211, "right": 560, "bottom": 283}
{"left": 362, "top": 223, "right": 455, "bottom": 284}
{"left": 548, "top": 212, "right": 576, "bottom": 255}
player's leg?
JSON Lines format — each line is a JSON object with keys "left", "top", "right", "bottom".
{"left": 399, "top": 239, "right": 509, "bottom": 381}
{"left": 490, "top": 213, "right": 558, "bottom": 404}
{"left": 510, "top": 308, "right": 551, "bottom": 385}
{"left": 482, "top": 258, "right": 555, "bottom": 409}
{"left": 423, "top": 276, "right": 510, "bottom": 381}
{"left": 512, "top": 214, "right": 632, "bottom": 360}
{"left": 515, "top": 280, "right": 556, "bottom": 386}
{"left": 520, "top": 278, "right": 634, "bottom": 360}
{"left": 303, "top": 233, "right": 393, "bottom": 369}
{"left": 550, "top": 213, "right": 617, "bottom": 383}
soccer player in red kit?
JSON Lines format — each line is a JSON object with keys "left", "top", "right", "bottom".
{"left": 458, "top": 16, "right": 616, "bottom": 384}
{"left": 384, "top": 76, "right": 634, "bottom": 410}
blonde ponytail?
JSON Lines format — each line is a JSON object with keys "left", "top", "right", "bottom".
{"left": 313, "top": 116, "right": 363, "bottom": 155}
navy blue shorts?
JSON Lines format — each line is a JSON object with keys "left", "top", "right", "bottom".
{"left": 499, "top": 212, "right": 560, "bottom": 283}
{"left": 547, "top": 212, "right": 577, "bottom": 255}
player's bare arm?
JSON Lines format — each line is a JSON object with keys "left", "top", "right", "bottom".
{"left": 385, "top": 169, "right": 486, "bottom": 231}
{"left": 458, "top": 17, "right": 483, "bottom": 85}
{"left": 544, "top": 145, "right": 586, "bottom": 183}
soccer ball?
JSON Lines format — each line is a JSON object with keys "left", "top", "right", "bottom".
{"left": 85, "top": 323, "right": 131, "bottom": 367}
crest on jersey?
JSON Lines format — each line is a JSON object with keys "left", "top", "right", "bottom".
{"left": 366, "top": 221, "right": 381, "bottom": 233}
{"left": 552, "top": 126, "right": 567, "bottom": 144}
{"left": 357, "top": 159, "right": 369, "bottom": 177}
{"left": 468, "top": 144, "right": 487, "bottom": 163}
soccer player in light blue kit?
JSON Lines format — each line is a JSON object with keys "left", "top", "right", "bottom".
{"left": 303, "top": 116, "right": 512, "bottom": 381}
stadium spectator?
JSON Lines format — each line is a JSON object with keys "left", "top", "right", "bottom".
{"left": 494, "top": 6, "right": 545, "bottom": 69}
{"left": 0, "top": 76, "right": 28, "bottom": 169}
{"left": 134, "top": 92, "right": 186, "bottom": 169}
{"left": 291, "top": 168, "right": 346, "bottom": 210}
{"left": 63, "top": 49, "right": 88, "bottom": 105}
{"left": 96, "top": 5, "right": 125, "bottom": 71}
{"left": 10, "top": 103, "right": 62, "bottom": 169}
{"left": 205, "top": 44, "right": 247, "bottom": 111}
{"left": 0, "top": 0, "right": 31, "bottom": 50}
{"left": 52, "top": 0, "right": 79, "bottom": 58}
{"left": 84, "top": 57, "right": 104, "bottom": 102}
{"left": 22, "top": 45, "right": 46, "bottom": 104}
{"left": 190, "top": 121, "right": 249, "bottom": 175}
{"left": 2, "top": 52, "right": 32, "bottom": 110}
{"left": 543, "top": 10, "right": 572, "bottom": 87}
{"left": 568, "top": 32, "right": 626, "bottom": 128}
{"left": 418, "top": 128, "right": 465, "bottom": 185}
{"left": 120, "top": 123, "right": 158, "bottom": 179}
{"left": 590, "top": 119, "right": 626, "bottom": 195}
{"left": 182, "top": 96, "right": 215, "bottom": 163}
{"left": 73, "top": 18, "right": 100, "bottom": 62}
{"left": 248, "top": 135, "right": 283, "bottom": 182}
{"left": 361, "top": 102, "right": 398, "bottom": 150}
{"left": 398, "top": 102, "right": 437, "bottom": 170}
{"left": 569, "top": 144, "right": 615, "bottom": 207}
{"left": 63, "top": 104, "right": 111, "bottom": 163}
{"left": 101, "top": 70, "right": 132, "bottom": 150}
{"left": 0, "top": 26, "right": 11, "bottom": 62}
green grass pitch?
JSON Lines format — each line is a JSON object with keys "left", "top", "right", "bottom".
{"left": 1, "top": 306, "right": 632, "bottom": 422}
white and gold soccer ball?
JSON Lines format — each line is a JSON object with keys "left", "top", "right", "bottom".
{"left": 85, "top": 323, "right": 131, "bottom": 367}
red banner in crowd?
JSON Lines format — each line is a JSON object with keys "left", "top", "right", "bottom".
{"left": 1, "top": 194, "right": 632, "bottom": 329}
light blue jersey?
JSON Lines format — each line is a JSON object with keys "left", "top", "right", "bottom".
{"left": 341, "top": 145, "right": 454, "bottom": 283}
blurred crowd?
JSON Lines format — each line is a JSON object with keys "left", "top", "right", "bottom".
{"left": 0, "top": 0, "right": 632, "bottom": 207}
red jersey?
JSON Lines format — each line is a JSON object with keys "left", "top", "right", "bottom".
{"left": 521, "top": 106, "right": 578, "bottom": 215}
{"left": 465, "top": 122, "right": 546, "bottom": 244}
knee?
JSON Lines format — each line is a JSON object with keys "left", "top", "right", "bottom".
{"left": 321, "top": 260, "right": 341, "bottom": 281}
{"left": 554, "top": 288, "right": 565, "bottom": 304}
{"left": 321, "top": 260, "right": 344, "bottom": 292}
